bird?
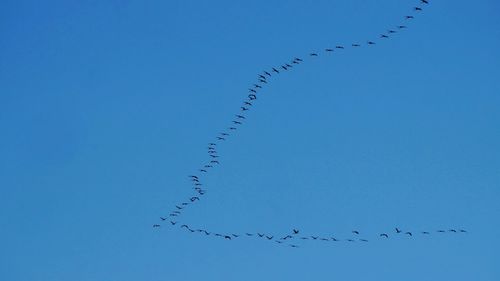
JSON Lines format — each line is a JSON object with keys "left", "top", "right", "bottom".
{"left": 235, "top": 115, "right": 245, "bottom": 119}
{"left": 352, "top": 43, "right": 360, "bottom": 47}
{"left": 258, "top": 74, "right": 266, "bottom": 80}
{"left": 285, "top": 63, "right": 293, "bottom": 68}
{"left": 405, "top": 232, "right": 413, "bottom": 236}
{"left": 272, "top": 67, "right": 279, "bottom": 73}
{"left": 253, "top": 84, "right": 262, "bottom": 89}
{"left": 294, "top": 57, "right": 303, "bottom": 62}
{"left": 245, "top": 233, "right": 254, "bottom": 236}
{"left": 331, "top": 237, "right": 339, "bottom": 242}
{"left": 169, "top": 214, "right": 177, "bottom": 217}
{"left": 175, "top": 205, "right": 183, "bottom": 210}
{"left": 293, "top": 229, "right": 299, "bottom": 234}
{"left": 259, "top": 79, "right": 267, "bottom": 84}
{"left": 310, "top": 53, "right": 318, "bottom": 56}
{"left": 359, "top": 239, "right": 369, "bottom": 242}
{"left": 229, "top": 127, "right": 237, "bottom": 130}
{"left": 199, "top": 169, "right": 207, "bottom": 172}
{"left": 209, "top": 155, "right": 219, "bottom": 158}
{"left": 248, "top": 94, "right": 257, "bottom": 100}
{"left": 321, "top": 238, "right": 329, "bottom": 241}
{"left": 311, "top": 236, "right": 319, "bottom": 240}
{"left": 170, "top": 221, "right": 177, "bottom": 225}
{"left": 216, "top": 137, "right": 225, "bottom": 141}
{"left": 352, "top": 230, "right": 360, "bottom": 235}
{"left": 243, "top": 101, "right": 252, "bottom": 106}
{"left": 367, "top": 41, "right": 376, "bottom": 45}
{"left": 181, "top": 224, "right": 189, "bottom": 229}
{"left": 257, "top": 233, "right": 265, "bottom": 237}
{"left": 266, "top": 235, "right": 274, "bottom": 240}
{"left": 414, "top": 7, "right": 422, "bottom": 11}
{"left": 395, "top": 227, "right": 402, "bottom": 233}
{"left": 281, "top": 65, "right": 288, "bottom": 70}
{"left": 232, "top": 121, "right": 242, "bottom": 125}
{"left": 459, "top": 229, "right": 467, "bottom": 233}
{"left": 224, "top": 235, "right": 232, "bottom": 240}
{"left": 264, "top": 71, "right": 271, "bottom": 76}
{"left": 203, "top": 231, "right": 210, "bottom": 235}
{"left": 437, "top": 230, "right": 446, "bottom": 233}
{"left": 281, "top": 235, "right": 293, "bottom": 240}
{"left": 347, "top": 239, "right": 355, "bottom": 242}
{"left": 388, "top": 30, "right": 397, "bottom": 33}
{"left": 335, "top": 45, "right": 344, "bottom": 49}
{"left": 241, "top": 107, "right": 249, "bottom": 111}
{"left": 449, "top": 229, "right": 457, "bottom": 233}
{"left": 325, "top": 48, "right": 334, "bottom": 52}
{"left": 220, "top": 133, "right": 229, "bottom": 136}
{"left": 291, "top": 60, "right": 299, "bottom": 65}
{"left": 380, "top": 34, "right": 389, "bottom": 38}
{"left": 406, "top": 15, "right": 414, "bottom": 19}
{"left": 153, "top": 224, "right": 160, "bottom": 228}
{"left": 249, "top": 89, "right": 257, "bottom": 93}
{"left": 275, "top": 240, "right": 283, "bottom": 244}
{"left": 232, "top": 234, "right": 239, "bottom": 237}
{"left": 160, "top": 217, "right": 166, "bottom": 221}
{"left": 300, "top": 237, "right": 309, "bottom": 240}
{"left": 398, "top": 25, "right": 407, "bottom": 29}
{"left": 208, "top": 150, "right": 217, "bottom": 154}
{"left": 289, "top": 244, "right": 299, "bottom": 248}
{"left": 380, "top": 233, "right": 389, "bottom": 238}
{"left": 421, "top": 0, "right": 429, "bottom": 4}
{"left": 421, "top": 231, "right": 430, "bottom": 235}
{"left": 190, "top": 196, "right": 200, "bottom": 202}
{"left": 189, "top": 175, "right": 198, "bottom": 179}
{"left": 210, "top": 160, "right": 220, "bottom": 164}
{"left": 181, "top": 202, "right": 189, "bottom": 206}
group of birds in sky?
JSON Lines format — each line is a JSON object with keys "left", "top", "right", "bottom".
{"left": 154, "top": 0, "right": 467, "bottom": 248}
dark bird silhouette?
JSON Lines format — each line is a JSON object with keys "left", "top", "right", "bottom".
{"left": 176, "top": 205, "right": 183, "bottom": 210}
{"left": 181, "top": 224, "right": 188, "bottom": 229}
{"left": 249, "top": 89, "right": 257, "bottom": 93}
{"left": 325, "top": 48, "right": 334, "bottom": 52}
{"left": 224, "top": 235, "right": 232, "bottom": 240}
{"left": 248, "top": 94, "right": 257, "bottom": 100}
{"left": 336, "top": 45, "right": 344, "bottom": 49}
{"left": 310, "top": 53, "right": 318, "bottom": 56}
{"left": 281, "top": 65, "right": 288, "bottom": 70}
{"left": 169, "top": 214, "right": 178, "bottom": 217}
{"left": 347, "top": 239, "right": 355, "bottom": 242}
{"left": 199, "top": 169, "right": 208, "bottom": 172}
{"left": 259, "top": 79, "right": 267, "bottom": 84}
{"left": 352, "top": 43, "right": 360, "bottom": 47}
{"left": 331, "top": 237, "right": 339, "bottom": 242}
{"left": 244, "top": 101, "right": 252, "bottom": 106}
{"left": 380, "top": 34, "right": 389, "bottom": 38}
{"left": 405, "top": 232, "right": 413, "bottom": 236}
{"left": 253, "top": 84, "right": 262, "bottom": 89}
{"left": 406, "top": 15, "right": 414, "bottom": 19}
{"left": 275, "top": 240, "right": 283, "bottom": 244}
{"left": 181, "top": 202, "right": 189, "bottom": 206}
{"left": 290, "top": 244, "right": 299, "bottom": 248}
{"left": 209, "top": 155, "right": 219, "bottom": 158}
{"left": 216, "top": 137, "right": 225, "bottom": 141}
{"left": 189, "top": 175, "right": 199, "bottom": 179}
{"left": 449, "top": 229, "right": 457, "bottom": 233}
{"left": 422, "top": 231, "right": 430, "bottom": 235}
{"left": 204, "top": 231, "right": 210, "bottom": 235}
{"left": 380, "top": 233, "right": 389, "bottom": 238}
{"left": 229, "top": 127, "right": 237, "bottom": 130}
{"left": 294, "top": 57, "right": 303, "bottom": 62}
{"left": 272, "top": 67, "right": 279, "bottom": 74}
{"left": 246, "top": 233, "right": 254, "bottom": 236}
{"left": 311, "top": 236, "right": 319, "bottom": 240}
{"left": 264, "top": 71, "right": 271, "bottom": 76}
{"left": 281, "top": 235, "right": 293, "bottom": 240}
{"left": 232, "top": 121, "right": 242, "bottom": 125}
{"left": 421, "top": 0, "right": 429, "bottom": 4}
{"left": 258, "top": 74, "right": 266, "bottom": 80}
{"left": 210, "top": 160, "right": 220, "bottom": 164}
{"left": 220, "top": 133, "right": 229, "bottom": 136}
{"left": 292, "top": 60, "right": 299, "bottom": 65}
{"left": 321, "top": 238, "right": 329, "bottom": 241}
{"left": 285, "top": 63, "right": 293, "bottom": 68}
{"left": 437, "top": 230, "right": 446, "bottom": 233}
{"left": 170, "top": 221, "right": 177, "bottom": 225}
{"left": 257, "top": 233, "right": 265, "bottom": 237}
{"left": 388, "top": 30, "right": 397, "bottom": 33}
{"left": 160, "top": 217, "right": 166, "bottom": 221}
{"left": 203, "top": 165, "right": 212, "bottom": 168}
{"left": 360, "top": 239, "right": 369, "bottom": 242}
{"left": 293, "top": 229, "right": 299, "bottom": 234}
{"left": 153, "top": 224, "right": 160, "bottom": 227}
{"left": 459, "top": 229, "right": 467, "bottom": 233}
{"left": 266, "top": 235, "right": 274, "bottom": 240}
{"left": 398, "top": 25, "right": 407, "bottom": 29}
{"left": 235, "top": 115, "right": 245, "bottom": 119}
{"left": 300, "top": 237, "right": 309, "bottom": 240}
{"left": 367, "top": 41, "right": 376, "bottom": 45}
{"left": 190, "top": 196, "right": 200, "bottom": 202}
{"left": 396, "top": 227, "right": 402, "bottom": 233}
{"left": 414, "top": 7, "right": 422, "bottom": 11}
{"left": 232, "top": 234, "right": 239, "bottom": 238}
{"left": 352, "top": 230, "right": 360, "bottom": 235}
{"left": 241, "top": 107, "right": 249, "bottom": 111}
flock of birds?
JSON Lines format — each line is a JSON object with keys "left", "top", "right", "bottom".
{"left": 154, "top": 0, "right": 467, "bottom": 248}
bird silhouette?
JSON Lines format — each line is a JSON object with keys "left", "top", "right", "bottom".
{"left": 405, "top": 232, "right": 413, "bottom": 236}
{"left": 414, "top": 7, "right": 422, "bottom": 11}
{"left": 266, "top": 235, "right": 274, "bottom": 240}
{"left": 352, "top": 43, "right": 360, "bottom": 47}
{"left": 335, "top": 45, "right": 344, "bottom": 49}
{"left": 395, "top": 227, "right": 402, "bottom": 233}
{"left": 258, "top": 74, "right": 266, "bottom": 80}
{"left": 248, "top": 94, "right": 257, "bottom": 100}
{"left": 325, "top": 48, "right": 334, "bottom": 52}
{"left": 406, "top": 15, "right": 414, "bottom": 19}
{"left": 257, "top": 233, "right": 265, "bottom": 237}
{"left": 421, "top": 0, "right": 429, "bottom": 4}
{"left": 170, "top": 221, "right": 177, "bottom": 225}
{"left": 153, "top": 224, "right": 160, "bottom": 228}
{"left": 243, "top": 101, "right": 252, "bottom": 106}
{"left": 199, "top": 169, "right": 208, "bottom": 172}
{"left": 264, "top": 71, "right": 271, "bottom": 76}
{"left": 160, "top": 217, "right": 166, "bottom": 221}
{"left": 236, "top": 115, "right": 245, "bottom": 119}
{"left": 422, "top": 231, "right": 430, "bottom": 235}
{"left": 310, "top": 53, "right": 318, "bottom": 56}
{"left": 224, "top": 235, "right": 232, "bottom": 240}
{"left": 249, "top": 88, "right": 257, "bottom": 93}
{"left": 380, "top": 233, "right": 389, "bottom": 238}
{"left": 360, "top": 239, "right": 369, "bottom": 242}
{"left": 352, "top": 230, "right": 360, "bottom": 235}
{"left": 293, "top": 229, "right": 299, "bottom": 234}
{"left": 216, "top": 137, "right": 225, "bottom": 141}
{"left": 272, "top": 67, "right": 279, "bottom": 74}
{"left": 232, "top": 121, "right": 242, "bottom": 125}
{"left": 367, "top": 41, "right": 376, "bottom": 45}
{"left": 380, "top": 34, "right": 389, "bottom": 38}
{"left": 398, "top": 25, "right": 407, "bottom": 29}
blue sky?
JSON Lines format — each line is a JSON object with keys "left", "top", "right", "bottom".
{"left": 1, "top": 0, "right": 499, "bottom": 280}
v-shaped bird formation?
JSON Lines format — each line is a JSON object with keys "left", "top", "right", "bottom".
{"left": 155, "top": 0, "right": 467, "bottom": 248}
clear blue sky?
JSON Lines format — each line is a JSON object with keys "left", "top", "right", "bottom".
{"left": 1, "top": 0, "right": 499, "bottom": 280}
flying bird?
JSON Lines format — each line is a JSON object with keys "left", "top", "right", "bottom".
{"left": 406, "top": 15, "right": 414, "bottom": 19}
{"left": 272, "top": 67, "right": 279, "bottom": 73}
{"left": 395, "top": 227, "right": 402, "bottom": 233}
{"left": 211, "top": 160, "right": 220, "bottom": 164}
{"left": 190, "top": 197, "right": 200, "bottom": 202}
{"left": 224, "top": 235, "right": 232, "bottom": 240}
{"left": 398, "top": 25, "right": 407, "bottom": 29}
{"left": 253, "top": 84, "right": 262, "bottom": 89}
{"left": 335, "top": 45, "right": 344, "bottom": 49}
{"left": 216, "top": 137, "right": 225, "bottom": 141}
{"left": 249, "top": 89, "right": 257, "bottom": 93}
{"left": 153, "top": 224, "right": 160, "bottom": 228}
{"left": 414, "top": 7, "right": 422, "bottom": 11}
{"left": 266, "top": 236, "right": 274, "bottom": 240}
{"left": 421, "top": 0, "right": 429, "bottom": 4}
{"left": 232, "top": 121, "right": 242, "bottom": 125}
{"left": 405, "top": 232, "right": 413, "bottom": 236}
{"left": 352, "top": 43, "right": 360, "bottom": 47}
{"left": 170, "top": 221, "right": 177, "bottom": 225}
{"left": 325, "top": 48, "right": 334, "bottom": 52}
{"left": 310, "top": 53, "right": 318, "bottom": 56}
{"left": 293, "top": 229, "right": 299, "bottom": 234}
{"left": 248, "top": 94, "right": 257, "bottom": 100}
{"left": 352, "top": 230, "right": 360, "bottom": 235}
{"left": 264, "top": 71, "right": 271, "bottom": 76}
{"left": 160, "top": 217, "right": 166, "bottom": 221}
{"left": 422, "top": 231, "right": 430, "bottom": 235}
{"left": 199, "top": 169, "right": 207, "bottom": 172}
{"left": 380, "top": 34, "right": 389, "bottom": 38}
{"left": 367, "top": 41, "right": 376, "bottom": 45}
{"left": 241, "top": 107, "right": 249, "bottom": 111}
{"left": 236, "top": 115, "right": 245, "bottom": 119}
{"left": 229, "top": 127, "right": 237, "bottom": 130}
{"left": 380, "top": 233, "right": 389, "bottom": 238}
{"left": 258, "top": 74, "right": 266, "bottom": 80}
{"left": 243, "top": 101, "right": 252, "bottom": 106}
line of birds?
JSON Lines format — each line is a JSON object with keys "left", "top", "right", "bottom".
{"left": 153, "top": 0, "right": 466, "bottom": 248}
